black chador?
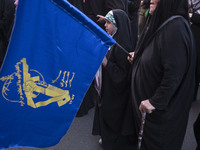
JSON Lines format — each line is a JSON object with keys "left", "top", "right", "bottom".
{"left": 0, "top": 0, "right": 15, "bottom": 67}
{"left": 92, "top": 9, "right": 136, "bottom": 150}
{"left": 130, "top": 0, "right": 196, "bottom": 149}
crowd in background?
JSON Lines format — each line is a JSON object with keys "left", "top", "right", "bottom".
{"left": 0, "top": 0, "right": 200, "bottom": 150}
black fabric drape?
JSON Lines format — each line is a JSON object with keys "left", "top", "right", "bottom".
{"left": 131, "top": 16, "right": 196, "bottom": 150}
{"left": 0, "top": 0, "right": 15, "bottom": 67}
{"left": 92, "top": 9, "right": 136, "bottom": 150}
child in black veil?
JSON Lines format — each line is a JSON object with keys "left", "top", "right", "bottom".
{"left": 92, "top": 9, "right": 136, "bottom": 150}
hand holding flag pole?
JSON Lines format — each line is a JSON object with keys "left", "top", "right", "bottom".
{"left": 115, "top": 42, "right": 132, "bottom": 58}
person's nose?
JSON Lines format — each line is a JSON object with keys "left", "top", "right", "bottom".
{"left": 104, "top": 23, "right": 107, "bottom": 27}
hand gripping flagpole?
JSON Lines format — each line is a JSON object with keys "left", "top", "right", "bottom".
{"left": 138, "top": 112, "right": 146, "bottom": 150}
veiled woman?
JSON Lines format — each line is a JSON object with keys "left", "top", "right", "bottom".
{"left": 128, "top": 0, "right": 196, "bottom": 149}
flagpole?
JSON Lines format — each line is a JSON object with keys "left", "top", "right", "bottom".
{"left": 138, "top": 112, "right": 146, "bottom": 150}
{"left": 115, "top": 42, "right": 132, "bottom": 58}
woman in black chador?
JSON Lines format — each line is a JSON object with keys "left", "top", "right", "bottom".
{"left": 92, "top": 9, "right": 136, "bottom": 150}
{"left": 128, "top": 0, "right": 196, "bottom": 149}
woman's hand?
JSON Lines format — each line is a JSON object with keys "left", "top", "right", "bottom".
{"left": 127, "top": 52, "right": 135, "bottom": 64}
{"left": 139, "top": 99, "right": 155, "bottom": 114}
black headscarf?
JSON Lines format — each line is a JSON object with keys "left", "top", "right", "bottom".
{"left": 112, "top": 9, "right": 133, "bottom": 52}
{"left": 134, "top": 0, "right": 189, "bottom": 59}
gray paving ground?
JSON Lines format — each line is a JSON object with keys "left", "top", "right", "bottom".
{"left": 6, "top": 89, "right": 200, "bottom": 150}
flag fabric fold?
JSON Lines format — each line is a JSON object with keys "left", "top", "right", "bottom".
{"left": 0, "top": 0, "right": 115, "bottom": 148}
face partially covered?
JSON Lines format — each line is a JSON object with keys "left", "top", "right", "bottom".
{"left": 149, "top": 0, "right": 159, "bottom": 14}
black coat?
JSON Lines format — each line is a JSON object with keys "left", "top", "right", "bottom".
{"left": 131, "top": 17, "right": 196, "bottom": 150}
{"left": 0, "top": 0, "right": 15, "bottom": 67}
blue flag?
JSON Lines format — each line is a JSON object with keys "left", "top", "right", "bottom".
{"left": 0, "top": 0, "right": 115, "bottom": 148}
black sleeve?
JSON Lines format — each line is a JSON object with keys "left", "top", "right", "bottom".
{"left": 105, "top": 45, "right": 131, "bottom": 87}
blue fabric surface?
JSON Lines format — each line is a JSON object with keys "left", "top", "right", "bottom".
{"left": 0, "top": 0, "right": 115, "bottom": 148}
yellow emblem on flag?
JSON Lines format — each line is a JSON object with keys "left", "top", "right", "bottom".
{"left": 0, "top": 58, "right": 75, "bottom": 108}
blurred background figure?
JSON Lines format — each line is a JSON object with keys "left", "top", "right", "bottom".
{"left": 138, "top": 0, "right": 150, "bottom": 37}
{"left": 128, "top": 0, "right": 141, "bottom": 50}
{"left": 0, "top": 0, "right": 15, "bottom": 68}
